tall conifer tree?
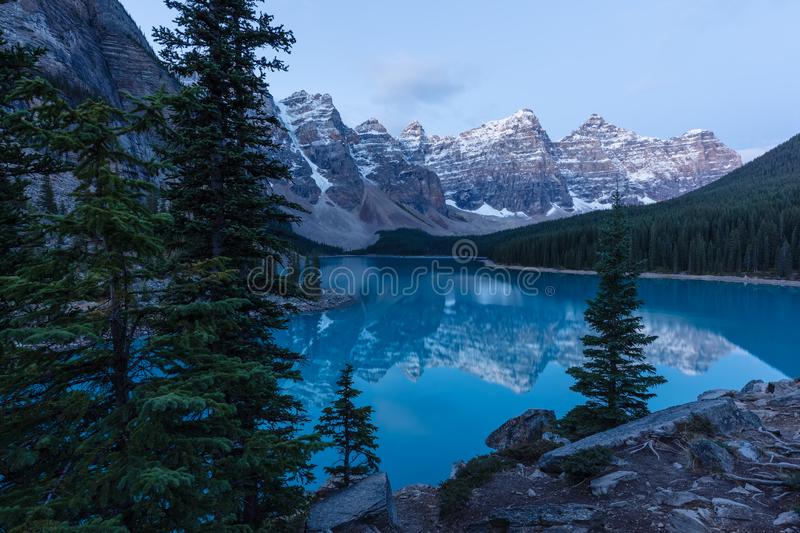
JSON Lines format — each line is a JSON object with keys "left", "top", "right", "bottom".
{"left": 144, "top": 1, "right": 317, "bottom": 529}
{"left": 0, "top": 76, "right": 169, "bottom": 529}
{"left": 560, "top": 191, "right": 666, "bottom": 439}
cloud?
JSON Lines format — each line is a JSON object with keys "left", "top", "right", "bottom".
{"left": 372, "top": 55, "right": 466, "bottom": 106}
{"left": 738, "top": 145, "right": 774, "bottom": 163}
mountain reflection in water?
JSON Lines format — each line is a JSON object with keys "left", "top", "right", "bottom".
{"left": 277, "top": 257, "right": 797, "bottom": 486}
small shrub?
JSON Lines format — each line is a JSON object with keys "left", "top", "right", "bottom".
{"left": 562, "top": 446, "right": 614, "bottom": 484}
{"left": 498, "top": 440, "right": 562, "bottom": 465}
{"left": 557, "top": 405, "right": 618, "bottom": 441}
{"left": 679, "top": 414, "right": 716, "bottom": 436}
{"left": 438, "top": 454, "right": 511, "bottom": 518}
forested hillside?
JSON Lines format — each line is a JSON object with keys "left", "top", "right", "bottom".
{"left": 363, "top": 134, "right": 800, "bottom": 278}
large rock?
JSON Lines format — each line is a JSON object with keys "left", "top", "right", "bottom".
{"left": 775, "top": 511, "right": 800, "bottom": 526}
{"left": 689, "top": 439, "right": 734, "bottom": 473}
{"left": 589, "top": 470, "right": 638, "bottom": 496}
{"left": 307, "top": 473, "right": 399, "bottom": 533}
{"left": 485, "top": 409, "right": 556, "bottom": 450}
{"left": 712, "top": 497, "right": 753, "bottom": 520}
{"left": 539, "top": 398, "right": 760, "bottom": 470}
{"left": 655, "top": 489, "right": 709, "bottom": 507}
{"left": 697, "top": 389, "right": 735, "bottom": 401}
{"left": 467, "top": 504, "right": 600, "bottom": 531}
{"left": 768, "top": 379, "right": 799, "bottom": 395}
{"left": 668, "top": 509, "right": 709, "bottom": 533}
{"left": 741, "top": 380, "right": 768, "bottom": 394}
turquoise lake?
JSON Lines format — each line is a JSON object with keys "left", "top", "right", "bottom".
{"left": 276, "top": 256, "right": 799, "bottom": 488}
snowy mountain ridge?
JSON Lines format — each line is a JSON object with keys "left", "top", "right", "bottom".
{"left": 0, "top": 0, "right": 742, "bottom": 249}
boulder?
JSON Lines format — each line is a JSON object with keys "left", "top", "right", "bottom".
{"left": 307, "top": 473, "right": 399, "bottom": 533}
{"left": 768, "top": 389, "right": 800, "bottom": 408}
{"left": 589, "top": 471, "right": 638, "bottom": 496}
{"left": 712, "top": 497, "right": 753, "bottom": 520}
{"left": 486, "top": 409, "right": 556, "bottom": 450}
{"left": 486, "top": 504, "right": 599, "bottom": 529}
{"left": 768, "top": 379, "right": 799, "bottom": 394}
{"left": 542, "top": 431, "right": 571, "bottom": 446}
{"left": 775, "top": 511, "right": 800, "bottom": 526}
{"left": 655, "top": 489, "right": 710, "bottom": 507}
{"left": 668, "top": 509, "right": 709, "bottom": 533}
{"left": 741, "top": 379, "right": 768, "bottom": 394}
{"left": 725, "top": 439, "right": 760, "bottom": 461}
{"left": 689, "top": 439, "right": 734, "bottom": 473}
{"left": 697, "top": 389, "right": 735, "bottom": 401}
{"left": 539, "top": 398, "right": 760, "bottom": 470}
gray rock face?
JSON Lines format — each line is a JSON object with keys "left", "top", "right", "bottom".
{"left": 400, "top": 110, "right": 574, "bottom": 215}
{"left": 401, "top": 111, "right": 741, "bottom": 220}
{"left": 307, "top": 472, "right": 399, "bottom": 533}
{"left": 556, "top": 114, "right": 741, "bottom": 207}
{"left": 0, "top": 0, "right": 175, "bottom": 105}
{"left": 277, "top": 91, "right": 365, "bottom": 210}
{"left": 485, "top": 409, "right": 556, "bottom": 450}
{"left": 351, "top": 118, "right": 446, "bottom": 214}
{"left": 689, "top": 439, "right": 734, "bottom": 473}
{"left": 0, "top": 0, "right": 178, "bottom": 203}
{"left": 539, "top": 398, "right": 761, "bottom": 470}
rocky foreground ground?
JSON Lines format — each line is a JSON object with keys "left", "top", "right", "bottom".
{"left": 308, "top": 378, "right": 800, "bottom": 532}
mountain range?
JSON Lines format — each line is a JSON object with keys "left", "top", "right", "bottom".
{"left": 0, "top": 0, "right": 742, "bottom": 249}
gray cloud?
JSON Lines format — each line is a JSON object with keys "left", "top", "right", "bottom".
{"left": 372, "top": 55, "right": 466, "bottom": 105}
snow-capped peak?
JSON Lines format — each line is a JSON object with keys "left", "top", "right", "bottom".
{"left": 401, "top": 120, "right": 427, "bottom": 140}
{"left": 355, "top": 118, "right": 389, "bottom": 135}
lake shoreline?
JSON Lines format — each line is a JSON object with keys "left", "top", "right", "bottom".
{"left": 482, "top": 260, "right": 800, "bottom": 288}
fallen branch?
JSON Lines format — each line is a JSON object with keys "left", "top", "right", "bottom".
{"left": 746, "top": 461, "right": 800, "bottom": 471}
{"left": 723, "top": 473, "right": 783, "bottom": 486}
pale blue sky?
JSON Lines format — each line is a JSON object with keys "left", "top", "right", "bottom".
{"left": 120, "top": 0, "right": 800, "bottom": 160}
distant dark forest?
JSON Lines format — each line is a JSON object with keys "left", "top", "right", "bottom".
{"left": 363, "top": 134, "right": 800, "bottom": 278}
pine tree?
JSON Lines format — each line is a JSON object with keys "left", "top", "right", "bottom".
{"left": 315, "top": 364, "right": 380, "bottom": 488}
{"left": 0, "top": 84, "right": 169, "bottom": 529}
{"left": 143, "top": 1, "right": 317, "bottom": 529}
{"left": 38, "top": 175, "right": 58, "bottom": 214}
{"left": 560, "top": 191, "right": 666, "bottom": 439}
{"left": 0, "top": 31, "right": 63, "bottom": 274}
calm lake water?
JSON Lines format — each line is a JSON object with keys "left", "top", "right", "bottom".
{"left": 276, "top": 256, "right": 798, "bottom": 488}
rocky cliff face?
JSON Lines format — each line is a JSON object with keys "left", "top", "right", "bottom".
{"left": 400, "top": 110, "right": 574, "bottom": 215}
{"left": 400, "top": 111, "right": 742, "bottom": 217}
{"left": 0, "top": 0, "right": 175, "bottom": 105}
{"left": 270, "top": 91, "right": 515, "bottom": 249}
{"left": 0, "top": 0, "right": 177, "bottom": 203}
{"left": 556, "top": 114, "right": 742, "bottom": 206}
